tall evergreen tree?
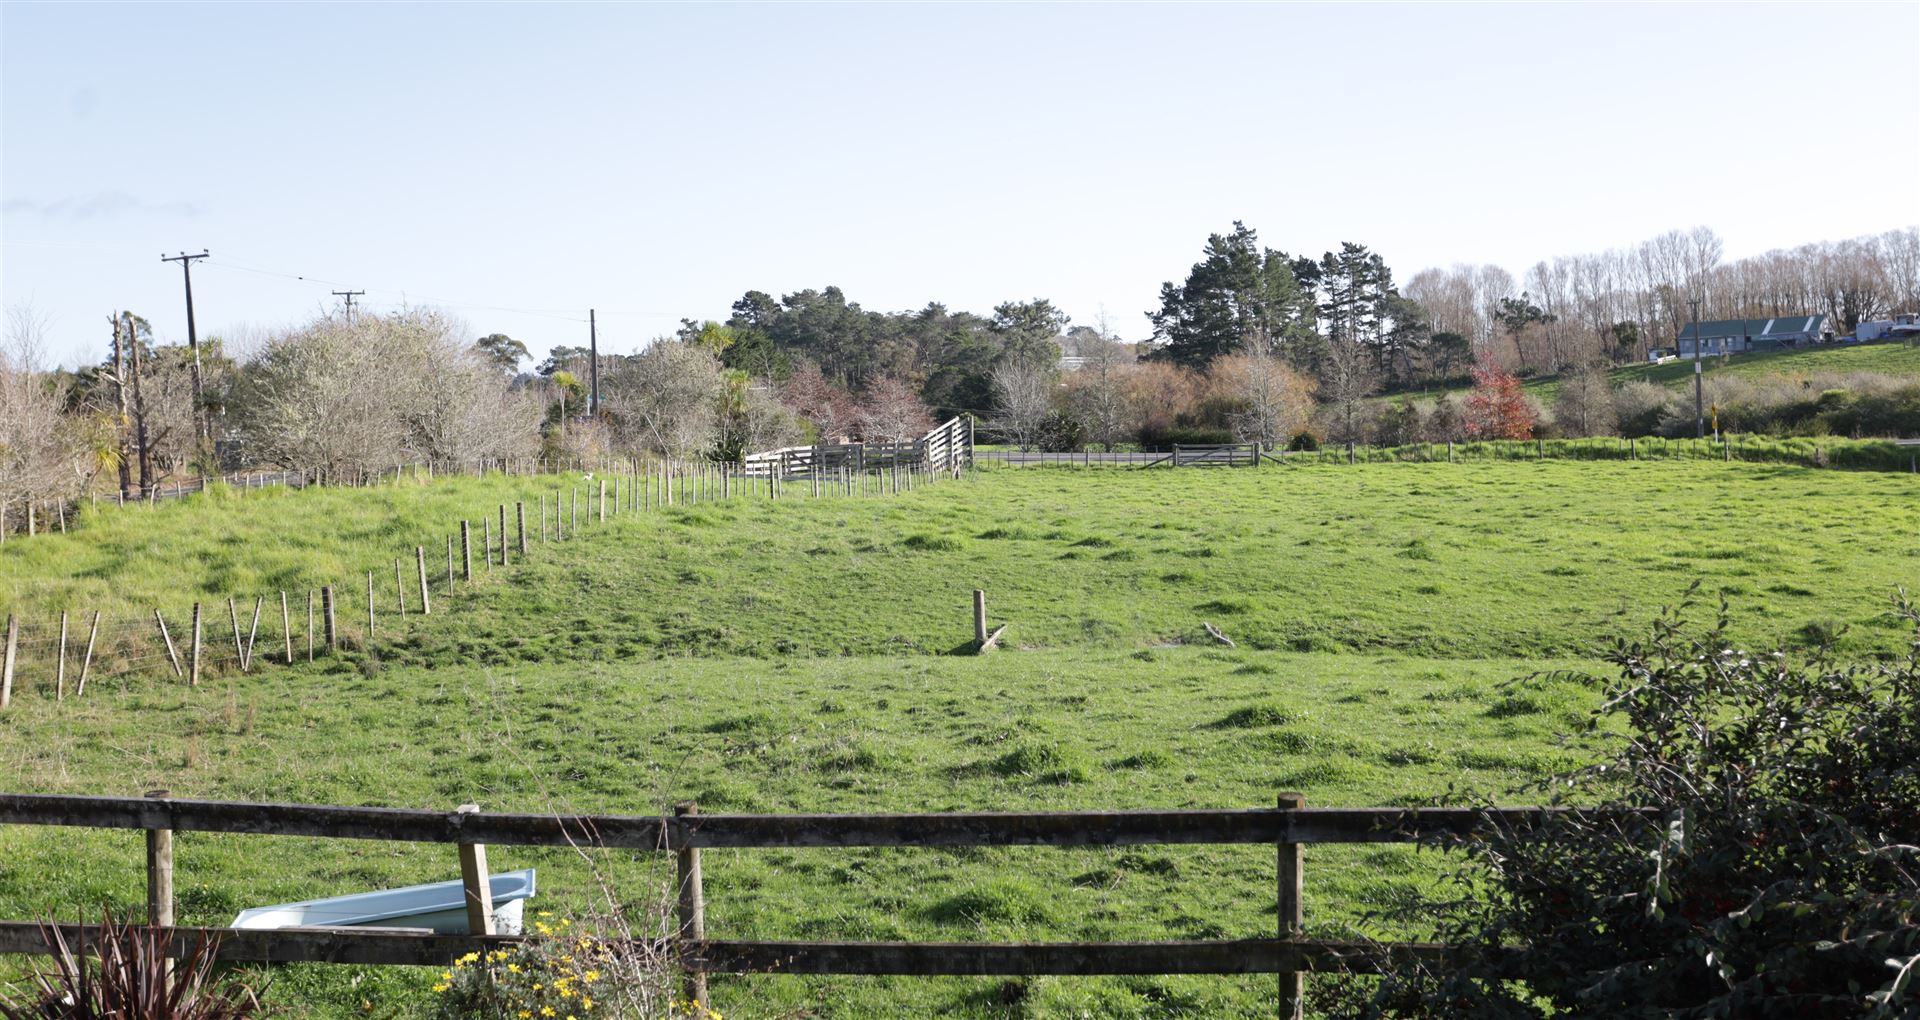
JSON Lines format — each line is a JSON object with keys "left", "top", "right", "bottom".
{"left": 1146, "top": 222, "right": 1317, "bottom": 369}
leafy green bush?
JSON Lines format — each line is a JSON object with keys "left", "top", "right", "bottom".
{"left": 1331, "top": 590, "right": 1920, "bottom": 1019}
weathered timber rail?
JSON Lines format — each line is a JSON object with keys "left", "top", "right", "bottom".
{"left": 0, "top": 792, "right": 1645, "bottom": 1014}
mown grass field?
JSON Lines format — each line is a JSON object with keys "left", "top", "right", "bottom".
{"left": 2, "top": 460, "right": 1917, "bottom": 1017}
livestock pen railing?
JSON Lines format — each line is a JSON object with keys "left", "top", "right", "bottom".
{"left": 743, "top": 416, "right": 973, "bottom": 480}
{"left": 0, "top": 792, "right": 1648, "bottom": 1017}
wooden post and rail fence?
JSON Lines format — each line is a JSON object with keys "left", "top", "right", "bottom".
{"left": 0, "top": 792, "right": 1649, "bottom": 1016}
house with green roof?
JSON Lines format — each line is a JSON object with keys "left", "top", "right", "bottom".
{"left": 1676, "top": 314, "right": 1830, "bottom": 357}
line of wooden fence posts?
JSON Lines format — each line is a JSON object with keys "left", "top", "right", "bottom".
{"left": 0, "top": 792, "right": 1652, "bottom": 1018}
{"left": 1, "top": 458, "right": 966, "bottom": 709}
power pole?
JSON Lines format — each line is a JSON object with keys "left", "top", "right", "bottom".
{"left": 1689, "top": 296, "right": 1704, "bottom": 439}
{"left": 160, "top": 250, "right": 210, "bottom": 447}
{"left": 331, "top": 290, "right": 365, "bottom": 324}
{"left": 588, "top": 308, "right": 599, "bottom": 417}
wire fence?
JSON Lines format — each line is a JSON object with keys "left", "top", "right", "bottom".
{"left": 978, "top": 435, "right": 1920, "bottom": 472}
{"left": 1, "top": 455, "right": 970, "bottom": 708}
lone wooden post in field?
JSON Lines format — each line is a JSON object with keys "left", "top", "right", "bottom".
{"left": 1277, "top": 791, "right": 1305, "bottom": 1020}
{"left": 599, "top": 479, "right": 607, "bottom": 522}
{"left": 973, "top": 590, "right": 1006, "bottom": 653}
{"left": 516, "top": 501, "right": 527, "bottom": 556}
{"left": 499, "top": 505, "right": 509, "bottom": 566}
{"left": 322, "top": 586, "right": 337, "bottom": 651}
{"left": 460, "top": 520, "right": 473, "bottom": 581}
{"left": 455, "top": 803, "right": 496, "bottom": 936}
{"left": 1, "top": 613, "right": 16, "bottom": 709}
{"left": 189, "top": 602, "right": 203, "bottom": 686}
{"left": 417, "top": 546, "right": 432, "bottom": 615}
{"left": 675, "top": 801, "right": 708, "bottom": 1007}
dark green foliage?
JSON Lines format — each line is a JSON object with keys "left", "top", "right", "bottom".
{"left": 1035, "top": 410, "right": 1086, "bottom": 452}
{"left": 1336, "top": 592, "right": 1920, "bottom": 1019}
{"left": 1145, "top": 222, "right": 1318, "bottom": 369}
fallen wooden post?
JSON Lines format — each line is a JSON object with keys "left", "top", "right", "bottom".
{"left": 76, "top": 611, "right": 100, "bottom": 697}
{"left": 155, "top": 610, "right": 183, "bottom": 677}
{"left": 1205, "top": 622, "right": 1236, "bottom": 648}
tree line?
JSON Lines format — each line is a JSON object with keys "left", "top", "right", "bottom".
{"left": 5, "top": 221, "right": 1915, "bottom": 513}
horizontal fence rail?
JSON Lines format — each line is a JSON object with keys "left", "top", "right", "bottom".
{"left": 0, "top": 788, "right": 1647, "bottom": 1017}
{"left": 0, "top": 793, "right": 1644, "bottom": 849}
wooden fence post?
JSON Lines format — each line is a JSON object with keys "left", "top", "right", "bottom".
{"left": 1277, "top": 791, "right": 1305, "bottom": 1020}
{"left": 367, "top": 571, "right": 377, "bottom": 639}
{"left": 973, "top": 590, "right": 988, "bottom": 647}
{"left": 460, "top": 520, "right": 473, "bottom": 581}
{"left": 395, "top": 560, "right": 407, "bottom": 616}
{"left": 282, "top": 592, "right": 294, "bottom": 665}
{"left": 499, "top": 505, "right": 509, "bottom": 566}
{"left": 322, "top": 586, "right": 337, "bottom": 651}
{"left": 145, "top": 789, "right": 175, "bottom": 931}
{"left": 516, "top": 502, "right": 527, "bottom": 556}
{"left": 455, "top": 804, "right": 496, "bottom": 936}
{"left": 417, "top": 546, "right": 432, "bottom": 615}
{"left": 1, "top": 614, "right": 16, "bottom": 708}
{"left": 227, "top": 597, "right": 244, "bottom": 669}
{"left": 676, "top": 801, "right": 708, "bottom": 1006}
{"left": 76, "top": 610, "right": 100, "bottom": 697}
{"left": 599, "top": 479, "right": 607, "bottom": 523}
{"left": 483, "top": 518, "right": 492, "bottom": 572}
{"left": 190, "top": 603, "right": 202, "bottom": 686}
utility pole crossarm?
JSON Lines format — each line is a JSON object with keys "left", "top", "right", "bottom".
{"left": 331, "top": 290, "right": 366, "bottom": 324}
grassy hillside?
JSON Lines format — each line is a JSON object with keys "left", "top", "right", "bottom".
{"left": 1390, "top": 338, "right": 1920, "bottom": 406}
{"left": 379, "top": 462, "right": 1912, "bottom": 664}
{"left": 2, "top": 461, "right": 1916, "bottom": 1017}
{"left": 7, "top": 461, "right": 1917, "bottom": 663}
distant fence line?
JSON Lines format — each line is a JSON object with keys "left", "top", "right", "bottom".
{"left": 0, "top": 455, "right": 962, "bottom": 709}
{"left": 0, "top": 791, "right": 1654, "bottom": 1016}
{"left": 2, "top": 415, "right": 976, "bottom": 545}
{"left": 977, "top": 435, "right": 1920, "bottom": 472}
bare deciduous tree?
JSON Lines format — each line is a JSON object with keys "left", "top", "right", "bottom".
{"left": 1062, "top": 333, "right": 1133, "bottom": 450}
{"left": 856, "top": 375, "right": 934, "bottom": 444}
{"left": 2, "top": 305, "right": 90, "bottom": 513}
{"left": 1209, "top": 353, "right": 1315, "bottom": 447}
{"left": 1317, "top": 334, "right": 1378, "bottom": 446}
{"left": 988, "top": 359, "right": 1054, "bottom": 451}
{"left": 603, "top": 339, "right": 727, "bottom": 459}
{"left": 233, "top": 309, "right": 539, "bottom": 476}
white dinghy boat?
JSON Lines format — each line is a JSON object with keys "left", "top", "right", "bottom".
{"left": 229, "top": 869, "right": 536, "bottom": 935}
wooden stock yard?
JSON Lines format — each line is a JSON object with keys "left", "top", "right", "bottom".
{"left": 0, "top": 792, "right": 1636, "bottom": 1014}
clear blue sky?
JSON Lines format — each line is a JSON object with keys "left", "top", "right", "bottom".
{"left": 5, "top": 1, "right": 1916, "bottom": 369}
